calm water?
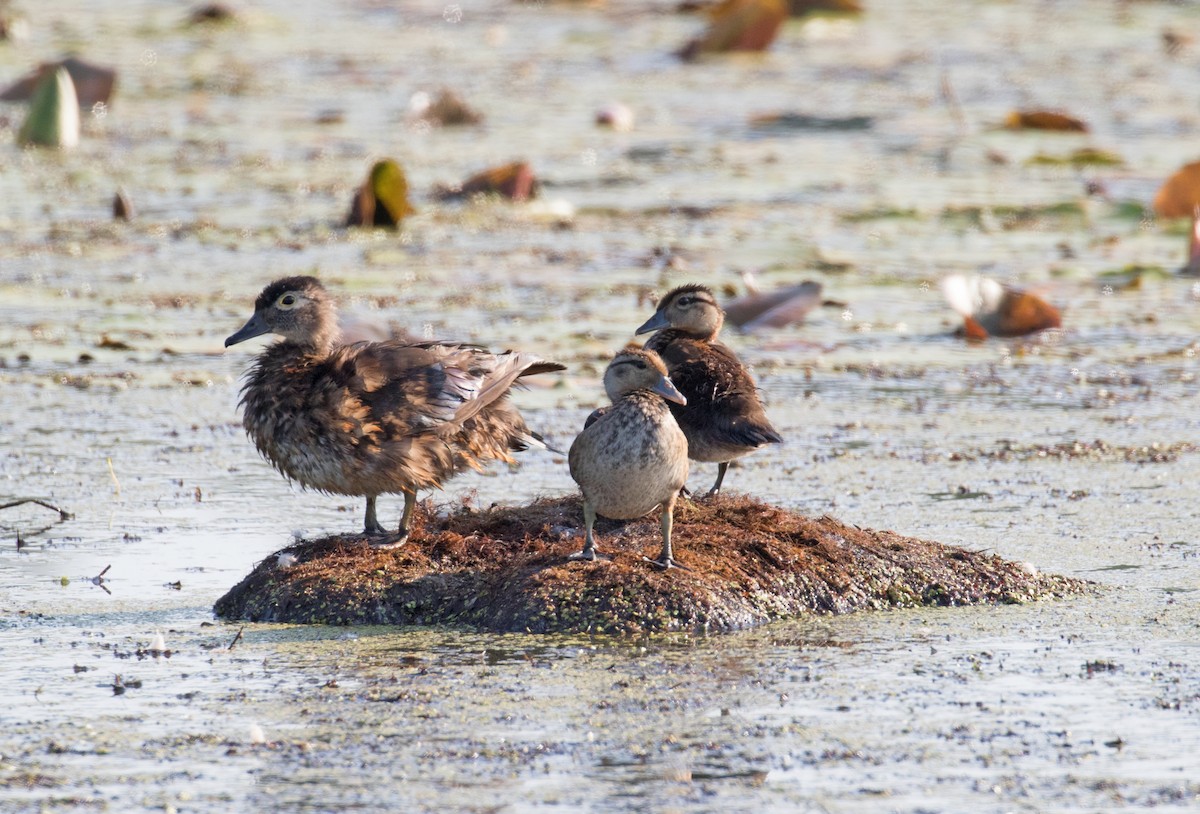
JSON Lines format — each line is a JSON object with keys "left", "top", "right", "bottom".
{"left": 2, "top": 1, "right": 1199, "bottom": 811}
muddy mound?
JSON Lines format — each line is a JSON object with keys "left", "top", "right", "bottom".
{"left": 214, "top": 495, "right": 1090, "bottom": 634}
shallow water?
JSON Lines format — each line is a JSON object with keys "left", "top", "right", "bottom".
{"left": 2, "top": 0, "right": 1200, "bottom": 811}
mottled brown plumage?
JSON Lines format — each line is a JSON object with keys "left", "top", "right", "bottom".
{"left": 636, "top": 283, "right": 782, "bottom": 496}
{"left": 225, "top": 276, "right": 564, "bottom": 547}
{"left": 568, "top": 349, "right": 689, "bottom": 568}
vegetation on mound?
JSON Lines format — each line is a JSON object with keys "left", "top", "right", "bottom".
{"left": 214, "top": 495, "right": 1091, "bottom": 635}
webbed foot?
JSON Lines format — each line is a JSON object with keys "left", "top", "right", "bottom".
{"left": 642, "top": 555, "right": 689, "bottom": 571}
{"left": 368, "top": 529, "right": 410, "bottom": 550}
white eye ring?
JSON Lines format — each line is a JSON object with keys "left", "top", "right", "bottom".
{"left": 278, "top": 294, "right": 298, "bottom": 309}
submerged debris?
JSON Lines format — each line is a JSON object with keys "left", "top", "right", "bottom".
{"left": 215, "top": 495, "right": 1090, "bottom": 634}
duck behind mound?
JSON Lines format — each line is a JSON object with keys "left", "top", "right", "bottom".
{"left": 568, "top": 349, "right": 689, "bottom": 569}
{"left": 636, "top": 283, "right": 782, "bottom": 497}
{"left": 225, "top": 276, "right": 565, "bottom": 548}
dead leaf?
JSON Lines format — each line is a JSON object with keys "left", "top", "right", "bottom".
{"left": 680, "top": 0, "right": 788, "bottom": 60}
{"left": 1154, "top": 161, "right": 1200, "bottom": 218}
{"left": 1003, "top": 110, "right": 1088, "bottom": 132}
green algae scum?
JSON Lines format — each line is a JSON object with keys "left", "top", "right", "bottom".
{"left": 215, "top": 495, "right": 1089, "bottom": 634}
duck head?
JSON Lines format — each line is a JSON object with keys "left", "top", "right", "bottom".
{"left": 225, "top": 276, "right": 339, "bottom": 351}
{"left": 635, "top": 283, "right": 724, "bottom": 340}
{"left": 603, "top": 348, "right": 686, "bottom": 405}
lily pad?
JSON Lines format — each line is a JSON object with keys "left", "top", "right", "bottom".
{"left": 346, "top": 159, "right": 415, "bottom": 228}
{"left": 17, "top": 67, "right": 80, "bottom": 149}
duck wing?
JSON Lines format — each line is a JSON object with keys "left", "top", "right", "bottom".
{"left": 328, "top": 341, "right": 562, "bottom": 438}
{"left": 656, "top": 339, "right": 782, "bottom": 446}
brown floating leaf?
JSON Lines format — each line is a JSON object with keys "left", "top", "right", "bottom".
{"left": 413, "top": 89, "right": 483, "bottom": 127}
{"left": 347, "top": 159, "right": 415, "bottom": 228}
{"left": 942, "top": 274, "right": 1061, "bottom": 340}
{"left": 436, "top": 161, "right": 538, "bottom": 202}
{"left": 1, "top": 56, "right": 116, "bottom": 109}
{"left": 680, "top": 0, "right": 788, "bottom": 61}
{"left": 1003, "top": 110, "right": 1088, "bottom": 132}
{"left": 112, "top": 189, "right": 134, "bottom": 221}
{"left": 188, "top": 3, "right": 239, "bottom": 24}
{"left": 1154, "top": 161, "right": 1200, "bottom": 218}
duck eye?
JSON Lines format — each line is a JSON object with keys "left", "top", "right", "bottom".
{"left": 635, "top": 361, "right": 646, "bottom": 369}
{"left": 279, "top": 294, "right": 296, "bottom": 307}
{"left": 677, "top": 296, "right": 692, "bottom": 306}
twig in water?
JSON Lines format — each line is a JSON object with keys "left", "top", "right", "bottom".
{"left": 0, "top": 498, "right": 73, "bottom": 521}
{"left": 91, "top": 564, "right": 113, "bottom": 595}
{"left": 107, "top": 458, "right": 121, "bottom": 498}
{"left": 227, "top": 626, "right": 245, "bottom": 651}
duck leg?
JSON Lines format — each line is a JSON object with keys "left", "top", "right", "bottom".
{"left": 370, "top": 491, "right": 414, "bottom": 550}
{"left": 704, "top": 462, "right": 730, "bottom": 498}
{"left": 363, "top": 495, "right": 388, "bottom": 536}
{"left": 569, "top": 501, "right": 605, "bottom": 562}
{"left": 646, "top": 494, "right": 687, "bottom": 570}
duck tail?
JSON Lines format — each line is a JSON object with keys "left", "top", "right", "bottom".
{"left": 512, "top": 429, "right": 563, "bottom": 456}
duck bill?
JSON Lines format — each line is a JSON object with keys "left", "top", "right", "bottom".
{"left": 225, "top": 312, "right": 271, "bottom": 347}
{"left": 634, "top": 310, "right": 669, "bottom": 335}
{"left": 651, "top": 376, "right": 687, "bottom": 405}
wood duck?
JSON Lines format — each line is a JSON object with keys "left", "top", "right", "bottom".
{"left": 568, "top": 349, "right": 689, "bottom": 569}
{"left": 225, "top": 276, "right": 565, "bottom": 547}
{"left": 636, "top": 283, "right": 782, "bottom": 497}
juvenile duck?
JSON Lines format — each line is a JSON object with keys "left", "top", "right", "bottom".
{"left": 636, "top": 283, "right": 782, "bottom": 497}
{"left": 225, "top": 276, "right": 564, "bottom": 547}
{"left": 568, "top": 349, "right": 689, "bottom": 569}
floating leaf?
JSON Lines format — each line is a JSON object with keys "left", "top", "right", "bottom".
{"left": 1026, "top": 147, "right": 1123, "bottom": 167}
{"left": 346, "top": 159, "right": 415, "bottom": 228}
{"left": 749, "top": 111, "right": 873, "bottom": 132}
{"left": 680, "top": 0, "right": 788, "bottom": 61}
{"left": 1, "top": 56, "right": 116, "bottom": 109}
{"left": 941, "top": 274, "right": 1060, "bottom": 340}
{"left": 411, "top": 89, "right": 483, "bottom": 127}
{"left": 188, "top": 3, "right": 239, "bottom": 25}
{"left": 788, "top": 0, "right": 862, "bottom": 15}
{"left": 17, "top": 67, "right": 80, "bottom": 149}
{"left": 1153, "top": 161, "right": 1200, "bottom": 218}
{"left": 595, "top": 102, "right": 634, "bottom": 132}
{"left": 1003, "top": 110, "right": 1088, "bottom": 132}
{"left": 112, "top": 189, "right": 134, "bottom": 221}
{"left": 437, "top": 161, "right": 538, "bottom": 202}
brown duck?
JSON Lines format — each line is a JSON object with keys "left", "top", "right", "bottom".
{"left": 225, "top": 276, "right": 565, "bottom": 547}
{"left": 636, "top": 283, "right": 782, "bottom": 497}
{"left": 568, "top": 348, "right": 689, "bottom": 568}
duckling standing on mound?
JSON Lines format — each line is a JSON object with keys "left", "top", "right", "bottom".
{"left": 636, "top": 284, "right": 782, "bottom": 497}
{"left": 568, "top": 349, "right": 690, "bottom": 569}
{"left": 225, "top": 276, "right": 565, "bottom": 548}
